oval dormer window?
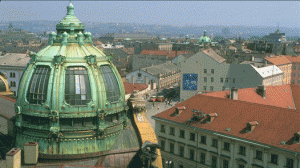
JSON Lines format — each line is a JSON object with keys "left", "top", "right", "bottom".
{"left": 65, "top": 67, "right": 92, "bottom": 106}
{"left": 99, "top": 65, "right": 120, "bottom": 103}
{"left": 27, "top": 66, "right": 51, "bottom": 104}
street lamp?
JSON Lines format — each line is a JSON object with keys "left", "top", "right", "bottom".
{"left": 165, "top": 160, "right": 172, "bottom": 168}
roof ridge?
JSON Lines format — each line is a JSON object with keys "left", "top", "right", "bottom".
{"left": 198, "top": 94, "right": 300, "bottom": 114}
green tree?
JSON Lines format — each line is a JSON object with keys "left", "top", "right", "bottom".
{"left": 8, "top": 22, "right": 13, "bottom": 29}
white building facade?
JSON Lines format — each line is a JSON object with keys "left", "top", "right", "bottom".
{"left": 180, "top": 49, "right": 283, "bottom": 101}
{"left": 155, "top": 119, "right": 298, "bottom": 168}
{"left": 0, "top": 53, "right": 30, "bottom": 96}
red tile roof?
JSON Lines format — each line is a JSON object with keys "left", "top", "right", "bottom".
{"left": 291, "top": 85, "right": 300, "bottom": 110}
{"left": 286, "top": 56, "right": 300, "bottom": 63}
{"left": 140, "top": 50, "right": 192, "bottom": 58}
{"left": 122, "top": 48, "right": 134, "bottom": 55}
{"left": 123, "top": 82, "right": 148, "bottom": 95}
{"left": 265, "top": 56, "right": 292, "bottom": 65}
{"left": 202, "top": 85, "right": 297, "bottom": 110}
{"left": 153, "top": 94, "right": 300, "bottom": 153}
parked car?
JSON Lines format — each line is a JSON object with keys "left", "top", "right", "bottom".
{"left": 157, "top": 95, "right": 165, "bottom": 102}
{"left": 149, "top": 96, "right": 157, "bottom": 102}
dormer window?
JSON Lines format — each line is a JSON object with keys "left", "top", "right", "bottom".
{"left": 247, "top": 121, "right": 259, "bottom": 133}
{"left": 99, "top": 65, "right": 121, "bottom": 103}
{"left": 207, "top": 113, "right": 218, "bottom": 123}
{"left": 65, "top": 67, "right": 92, "bottom": 106}
{"left": 27, "top": 66, "right": 51, "bottom": 104}
{"left": 175, "top": 106, "right": 186, "bottom": 116}
{"left": 294, "top": 132, "right": 300, "bottom": 143}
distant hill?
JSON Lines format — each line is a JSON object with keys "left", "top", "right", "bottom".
{"left": 1, "top": 20, "right": 300, "bottom": 39}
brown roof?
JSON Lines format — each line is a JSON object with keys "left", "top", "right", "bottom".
{"left": 202, "top": 48, "right": 226, "bottom": 63}
{"left": 140, "top": 50, "right": 192, "bottom": 58}
{"left": 291, "top": 85, "right": 300, "bottom": 110}
{"left": 153, "top": 94, "right": 300, "bottom": 153}
{"left": 94, "top": 41, "right": 103, "bottom": 45}
{"left": 122, "top": 48, "right": 134, "bottom": 55}
{"left": 202, "top": 85, "right": 298, "bottom": 110}
{"left": 123, "top": 82, "right": 148, "bottom": 95}
{"left": 265, "top": 56, "right": 292, "bottom": 65}
{"left": 286, "top": 56, "right": 300, "bottom": 63}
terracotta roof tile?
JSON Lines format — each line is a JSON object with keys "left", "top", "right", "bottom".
{"left": 202, "top": 85, "right": 297, "bottom": 110}
{"left": 153, "top": 94, "right": 300, "bottom": 153}
{"left": 123, "top": 82, "right": 148, "bottom": 95}
{"left": 140, "top": 50, "right": 192, "bottom": 58}
{"left": 286, "top": 56, "right": 300, "bottom": 63}
{"left": 265, "top": 56, "right": 292, "bottom": 65}
{"left": 291, "top": 85, "right": 300, "bottom": 110}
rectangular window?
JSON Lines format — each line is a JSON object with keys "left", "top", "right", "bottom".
{"left": 190, "top": 133, "right": 195, "bottom": 141}
{"left": 189, "top": 149, "right": 195, "bottom": 160}
{"left": 201, "top": 136, "right": 207, "bottom": 144}
{"left": 211, "top": 156, "right": 217, "bottom": 168}
{"left": 233, "top": 78, "right": 236, "bottom": 83}
{"left": 223, "top": 160, "right": 229, "bottom": 168}
{"left": 138, "top": 73, "right": 142, "bottom": 77}
{"left": 27, "top": 66, "right": 51, "bottom": 105}
{"left": 99, "top": 65, "right": 121, "bottom": 103}
{"left": 179, "top": 146, "right": 184, "bottom": 157}
{"left": 220, "top": 77, "right": 224, "bottom": 83}
{"left": 225, "top": 78, "right": 228, "bottom": 83}
{"left": 224, "top": 142, "right": 230, "bottom": 151}
{"left": 180, "top": 130, "right": 185, "bottom": 138}
{"left": 200, "top": 153, "right": 206, "bottom": 164}
{"left": 222, "top": 86, "right": 225, "bottom": 91}
{"left": 293, "top": 72, "right": 296, "bottom": 77}
{"left": 10, "top": 72, "right": 16, "bottom": 78}
{"left": 294, "top": 66, "right": 296, "bottom": 70}
{"left": 203, "top": 86, "right": 207, "bottom": 91}
{"left": 204, "top": 77, "right": 207, "bottom": 82}
{"left": 169, "top": 142, "right": 174, "bottom": 154}
{"left": 212, "top": 139, "right": 218, "bottom": 148}
{"left": 204, "top": 69, "right": 207, "bottom": 74}
{"left": 239, "top": 146, "right": 246, "bottom": 156}
{"left": 271, "top": 154, "right": 278, "bottom": 164}
{"left": 256, "top": 150, "right": 262, "bottom": 160}
{"left": 210, "top": 86, "right": 214, "bottom": 91}
{"left": 211, "top": 69, "right": 214, "bottom": 74}
{"left": 287, "top": 158, "right": 294, "bottom": 168}
{"left": 161, "top": 140, "right": 165, "bottom": 151}
{"left": 170, "top": 127, "right": 175, "bottom": 136}
{"left": 160, "top": 124, "right": 166, "bottom": 133}
{"left": 10, "top": 81, "right": 16, "bottom": 87}
{"left": 211, "top": 77, "right": 214, "bottom": 82}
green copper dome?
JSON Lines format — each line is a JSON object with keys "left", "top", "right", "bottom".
{"left": 198, "top": 31, "right": 211, "bottom": 43}
{"left": 14, "top": 3, "right": 138, "bottom": 159}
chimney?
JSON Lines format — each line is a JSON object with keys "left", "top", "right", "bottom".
{"left": 175, "top": 106, "right": 186, "bottom": 116}
{"left": 132, "top": 76, "right": 134, "bottom": 85}
{"left": 247, "top": 121, "right": 259, "bottom": 133}
{"left": 207, "top": 113, "right": 218, "bottom": 122}
{"left": 257, "top": 85, "right": 266, "bottom": 99}
{"left": 230, "top": 87, "right": 238, "bottom": 100}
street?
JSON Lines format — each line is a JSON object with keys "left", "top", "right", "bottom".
{"left": 143, "top": 88, "right": 180, "bottom": 129}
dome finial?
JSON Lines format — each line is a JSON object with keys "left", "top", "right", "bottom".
{"left": 67, "top": 1, "right": 74, "bottom": 16}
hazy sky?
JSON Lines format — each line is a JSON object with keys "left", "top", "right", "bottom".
{"left": 1, "top": 1, "right": 300, "bottom": 28}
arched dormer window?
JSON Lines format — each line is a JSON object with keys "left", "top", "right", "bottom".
{"left": 99, "top": 65, "right": 120, "bottom": 103}
{"left": 27, "top": 66, "right": 51, "bottom": 104}
{"left": 65, "top": 67, "right": 92, "bottom": 106}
